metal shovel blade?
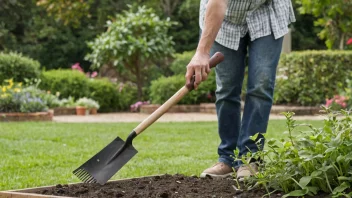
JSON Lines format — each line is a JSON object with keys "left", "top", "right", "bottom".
{"left": 73, "top": 137, "right": 138, "bottom": 185}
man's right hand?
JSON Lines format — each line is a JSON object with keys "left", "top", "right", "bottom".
{"left": 185, "top": 52, "right": 211, "bottom": 90}
{"left": 184, "top": 0, "right": 228, "bottom": 90}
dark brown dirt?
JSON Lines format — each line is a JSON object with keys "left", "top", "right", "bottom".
{"left": 34, "top": 174, "right": 329, "bottom": 198}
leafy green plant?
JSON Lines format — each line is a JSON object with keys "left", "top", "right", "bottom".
{"left": 87, "top": 78, "right": 119, "bottom": 112}
{"left": 85, "top": 5, "right": 175, "bottom": 100}
{"left": 58, "top": 97, "right": 76, "bottom": 107}
{"left": 274, "top": 50, "right": 352, "bottom": 106}
{"left": 39, "top": 69, "right": 89, "bottom": 99}
{"left": 75, "top": 97, "right": 99, "bottom": 109}
{"left": 22, "top": 86, "right": 60, "bottom": 109}
{"left": 295, "top": 0, "right": 352, "bottom": 49}
{"left": 0, "top": 79, "right": 49, "bottom": 113}
{"left": 170, "top": 50, "right": 195, "bottom": 75}
{"left": 0, "top": 52, "right": 41, "bottom": 84}
{"left": 149, "top": 73, "right": 216, "bottom": 104}
{"left": 240, "top": 108, "right": 352, "bottom": 197}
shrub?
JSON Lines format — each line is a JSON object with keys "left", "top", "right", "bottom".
{"left": 117, "top": 82, "right": 138, "bottom": 111}
{"left": 170, "top": 50, "right": 195, "bottom": 75}
{"left": 75, "top": 97, "right": 100, "bottom": 109}
{"left": 241, "top": 108, "right": 352, "bottom": 197}
{"left": 0, "top": 52, "right": 41, "bottom": 84}
{"left": 0, "top": 79, "right": 49, "bottom": 113}
{"left": 40, "top": 69, "right": 138, "bottom": 112}
{"left": 87, "top": 78, "right": 117, "bottom": 112}
{"left": 39, "top": 69, "right": 89, "bottom": 100}
{"left": 149, "top": 73, "right": 216, "bottom": 105}
{"left": 274, "top": 50, "right": 352, "bottom": 106}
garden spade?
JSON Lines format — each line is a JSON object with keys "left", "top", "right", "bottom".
{"left": 73, "top": 52, "right": 224, "bottom": 185}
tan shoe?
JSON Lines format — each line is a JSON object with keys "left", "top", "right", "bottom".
{"left": 200, "top": 162, "right": 234, "bottom": 178}
{"left": 236, "top": 163, "right": 259, "bottom": 181}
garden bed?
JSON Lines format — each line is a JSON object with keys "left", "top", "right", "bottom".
{"left": 0, "top": 111, "right": 53, "bottom": 122}
{"left": 141, "top": 103, "right": 321, "bottom": 115}
{"left": 53, "top": 107, "right": 76, "bottom": 116}
{"left": 0, "top": 174, "right": 331, "bottom": 198}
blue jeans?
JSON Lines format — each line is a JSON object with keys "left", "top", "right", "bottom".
{"left": 210, "top": 33, "right": 283, "bottom": 169}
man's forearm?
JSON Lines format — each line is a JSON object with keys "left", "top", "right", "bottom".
{"left": 197, "top": 0, "right": 228, "bottom": 54}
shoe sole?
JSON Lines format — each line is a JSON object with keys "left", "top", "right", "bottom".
{"left": 199, "top": 172, "right": 233, "bottom": 179}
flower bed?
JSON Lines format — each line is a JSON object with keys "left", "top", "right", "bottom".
{"left": 0, "top": 111, "right": 53, "bottom": 122}
{"left": 0, "top": 174, "right": 332, "bottom": 198}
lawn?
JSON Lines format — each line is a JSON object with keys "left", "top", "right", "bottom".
{"left": 0, "top": 120, "right": 323, "bottom": 191}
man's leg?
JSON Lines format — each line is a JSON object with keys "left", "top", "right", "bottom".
{"left": 200, "top": 36, "right": 249, "bottom": 178}
{"left": 238, "top": 34, "right": 283, "bottom": 160}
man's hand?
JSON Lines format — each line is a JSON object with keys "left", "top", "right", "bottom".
{"left": 184, "top": 0, "right": 228, "bottom": 90}
{"left": 185, "top": 52, "right": 211, "bottom": 90}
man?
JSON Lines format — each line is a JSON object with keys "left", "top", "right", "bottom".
{"left": 185, "top": 0, "right": 295, "bottom": 179}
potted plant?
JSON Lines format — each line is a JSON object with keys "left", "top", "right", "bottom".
{"left": 75, "top": 97, "right": 91, "bottom": 116}
{"left": 75, "top": 97, "right": 100, "bottom": 115}
{"left": 88, "top": 99, "right": 100, "bottom": 115}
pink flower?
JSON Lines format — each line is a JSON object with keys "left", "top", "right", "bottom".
{"left": 72, "top": 63, "right": 83, "bottom": 72}
{"left": 91, "top": 71, "right": 98, "bottom": 78}
{"left": 325, "top": 98, "right": 333, "bottom": 107}
{"left": 342, "top": 102, "right": 347, "bottom": 108}
{"left": 347, "top": 38, "right": 352, "bottom": 45}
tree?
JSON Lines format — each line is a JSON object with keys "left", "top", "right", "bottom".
{"left": 85, "top": 6, "right": 175, "bottom": 100}
{"left": 36, "top": 0, "right": 94, "bottom": 28}
{"left": 296, "top": 0, "right": 352, "bottom": 49}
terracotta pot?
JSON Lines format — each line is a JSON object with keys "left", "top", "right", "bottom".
{"left": 76, "top": 106, "right": 87, "bottom": 116}
{"left": 90, "top": 108, "right": 98, "bottom": 115}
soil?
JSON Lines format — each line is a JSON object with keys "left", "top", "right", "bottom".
{"left": 34, "top": 174, "right": 329, "bottom": 198}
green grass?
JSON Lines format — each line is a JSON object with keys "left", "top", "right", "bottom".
{"left": 0, "top": 120, "right": 323, "bottom": 191}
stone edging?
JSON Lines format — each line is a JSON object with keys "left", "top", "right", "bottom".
{"left": 53, "top": 107, "right": 76, "bottom": 116}
{"left": 140, "top": 103, "right": 321, "bottom": 115}
{"left": 0, "top": 111, "right": 53, "bottom": 122}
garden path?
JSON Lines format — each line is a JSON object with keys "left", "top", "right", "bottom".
{"left": 53, "top": 112, "right": 326, "bottom": 123}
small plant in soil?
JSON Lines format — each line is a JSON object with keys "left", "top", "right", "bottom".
{"left": 238, "top": 106, "right": 352, "bottom": 197}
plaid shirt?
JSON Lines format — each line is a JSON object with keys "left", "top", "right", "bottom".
{"left": 199, "top": 0, "right": 296, "bottom": 50}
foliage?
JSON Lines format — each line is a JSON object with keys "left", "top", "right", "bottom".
{"left": 0, "top": 79, "right": 49, "bottom": 113}
{"left": 87, "top": 78, "right": 118, "bottom": 112}
{"left": 170, "top": 50, "right": 195, "bottom": 75}
{"left": 325, "top": 95, "right": 350, "bottom": 111}
{"left": 0, "top": 52, "right": 41, "bottom": 84}
{"left": 290, "top": 1, "right": 326, "bottom": 50}
{"left": 295, "top": 0, "right": 352, "bottom": 49}
{"left": 85, "top": 5, "right": 175, "bottom": 100}
{"left": 149, "top": 73, "right": 216, "bottom": 105}
{"left": 58, "top": 97, "right": 76, "bottom": 108}
{"left": 241, "top": 109, "right": 352, "bottom": 197}
{"left": 274, "top": 50, "right": 352, "bottom": 106}
{"left": 22, "top": 86, "right": 60, "bottom": 109}
{"left": 75, "top": 97, "right": 100, "bottom": 109}
{"left": 39, "top": 69, "right": 89, "bottom": 100}
{"left": 117, "top": 82, "right": 139, "bottom": 111}
{"left": 36, "top": 0, "right": 94, "bottom": 28}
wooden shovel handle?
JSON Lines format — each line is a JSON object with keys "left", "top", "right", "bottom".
{"left": 134, "top": 52, "right": 224, "bottom": 135}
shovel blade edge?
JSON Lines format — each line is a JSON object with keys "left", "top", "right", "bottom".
{"left": 73, "top": 136, "right": 138, "bottom": 185}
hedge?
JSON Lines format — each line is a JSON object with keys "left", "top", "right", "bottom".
{"left": 149, "top": 72, "right": 216, "bottom": 105}
{"left": 39, "top": 69, "right": 89, "bottom": 99}
{"left": 274, "top": 50, "right": 352, "bottom": 106}
{"left": 39, "top": 69, "right": 138, "bottom": 112}
{"left": 0, "top": 52, "right": 41, "bottom": 84}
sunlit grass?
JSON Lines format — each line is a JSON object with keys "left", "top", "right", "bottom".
{"left": 0, "top": 120, "right": 322, "bottom": 190}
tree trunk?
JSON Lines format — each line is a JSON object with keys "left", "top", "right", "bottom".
{"left": 160, "top": 0, "right": 180, "bottom": 17}
{"left": 135, "top": 57, "right": 143, "bottom": 101}
{"left": 339, "top": 32, "right": 345, "bottom": 50}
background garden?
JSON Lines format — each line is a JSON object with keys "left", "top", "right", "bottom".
{"left": 1, "top": 0, "right": 352, "bottom": 197}
{"left": 0, "top": 0, "right": 352, "bottom": 113}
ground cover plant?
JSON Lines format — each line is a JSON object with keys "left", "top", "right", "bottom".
{"left": 0, "top": 120, "right": 323, "bottom": 192}
{"left": 239, "top": 108, "right": 352, "bottom": 197}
